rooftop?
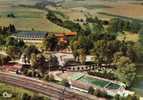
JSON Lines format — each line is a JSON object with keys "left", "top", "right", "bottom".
{"left": 13, "top": 31, "right": 47, "bottom": 39}
{"left": 13, "top": 31, "right": 77, "bottom": 39}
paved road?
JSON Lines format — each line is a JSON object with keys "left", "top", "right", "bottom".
{"left": 0, "top": 72, "right": 100, "bottom": 100}
{"left": 0, "top": 51, "right": 8, "bottom": 56}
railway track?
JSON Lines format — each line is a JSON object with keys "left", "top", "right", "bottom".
{"left": 0, "top": 72, "right": 99, "bottom": 100}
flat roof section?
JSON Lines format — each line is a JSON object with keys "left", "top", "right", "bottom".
{"left": 14, "top": 31, "right": 47, "bottom": 39}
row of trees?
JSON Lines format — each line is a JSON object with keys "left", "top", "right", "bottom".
{"left": 47, "top": 10, "right": 101, "bottom": 36}
{"left": 108, "top": 18, "right": 142, "bottom": 33}
{"left": 42, "top": 34, "right": 58, "bottom": 51}
{"left": 0, "top": 24, "right": 16, "bottom": 34}
{"left": 0, "top": 54, "right": 11, "bottom": 66}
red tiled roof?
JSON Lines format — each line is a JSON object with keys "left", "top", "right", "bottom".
{"left": 65, "top": 32, "right": 77, "bottom": 36}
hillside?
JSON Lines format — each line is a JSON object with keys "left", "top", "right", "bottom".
{"left": 0, "top": 0, "right": 70, "bottom": 32}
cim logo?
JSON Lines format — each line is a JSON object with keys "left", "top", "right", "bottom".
{"left": 2, "top": 91, "right": 12, "bottom": 98}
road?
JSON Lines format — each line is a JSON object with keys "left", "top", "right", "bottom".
{"left": 0, "top": 72, "right": 100, "bottom": 100}
{"left": 0, "top": 51, "right": 8, "bottom": 56}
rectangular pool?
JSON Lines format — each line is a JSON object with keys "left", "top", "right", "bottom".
{"left": 78, "top": 76, "right": 110, "bottom": 88}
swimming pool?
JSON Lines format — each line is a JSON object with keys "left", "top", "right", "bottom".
{"left": 78, "top": 76, "right": 110, "bottom": 88}
{"left": 71, "top": 73, "right": 121, "bottom": 89}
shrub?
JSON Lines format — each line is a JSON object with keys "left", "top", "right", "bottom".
{"left": 22, "top": 93, "right": 31, "bottom": 100}
{"left": 26, "top": 70, "right": 34, "bottom": 77}
{"left": 88, "top": 68, "right": 116, "bottom": 80}
{"left": 62, "top": 79, "right": 70, "bottom": 88}
{"left": 114, "top": 94, "right": 139, "bottom": 100}
{"left": 48, "top": 74, "right": 55, "bottom": 82}
{"left": 31, "top": 95, "right": 44, "bottom": 100}
{"left": 94, "top": 89, "right": 112, "bottom": 99}
{"left": 43, "top": 74, "right": 50, "bottom": 81}
{"left": 88, "top": 86, "right": 95, "bottom": 95}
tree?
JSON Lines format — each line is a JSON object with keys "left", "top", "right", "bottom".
{"left": 129, "top": 21, "right": 141, "bottom": 33}
{"left": 36, "top": 54, "right": 47, "bottom": 73}
{"left": 6, "top": 37, "right": 18, "bottom": 46}
{"left": 24, "top": 45, "right": 39, "bottom": 60}
{"left": 88, "top": 86, "right": 95, "bottom": 95}
{"left": 92, "top": 40, "right": 113, "bottom": 67}
{"left": 108, "top": 18, "right": 125, "bottom": 33}
{"left": 9, "top": 24, "right": 16, "bottom": 33}
{"left": 6, "top": 46, "right": 20, "bottom": 59}
{"left": 48, "top": 55, "right": 59, "bottom": 68}
{"left": 43, "top": 34, "right": 58, "bottom": 51}
{"left": 47, "top": 10, "right": 63, "bottom": 26}
{"left": 30, "top": 53, "right": 37, "bottom": 69}
{"left": 22, "top": 93, "right": 31, "bottom": 100}
{"left": 0, "top": 54, "right": 11, "bottom": 66}
{"left": 78, "top": 36, "right": 93, "bottom": 53}
{"left": 7, "top": 13, "right": 16, "bottom": 18}
{"left": 70, "top": 40, "right": 80, "bottom": 61}
{"left": 114, "top": 56, "right": 136, "bottom": 87}
{"left": 31, "top": 95, "right": 44, "bottom": 100}
{"left": 62, "top": 79, "right": 70, "bottom": 88}
{"left": 79, "top": 49, "right": 86, "bottom": 65}
{"left": 138, "top": 27, "right": 143, "bottom": 46}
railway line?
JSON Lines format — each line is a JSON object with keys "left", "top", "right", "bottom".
{"left": 0, "top": 72, "right": 99, "bottom": 100}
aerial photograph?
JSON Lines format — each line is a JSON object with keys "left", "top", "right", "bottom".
{"left": 0, "top": 0, "right": 143, "bottom": 100}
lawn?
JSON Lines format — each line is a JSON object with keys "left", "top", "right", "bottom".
{"left": 0, "top": 82, "right": 49, "bottom": 100}
{"left": 117, "top": 32, "right": 139, "bottom": 42}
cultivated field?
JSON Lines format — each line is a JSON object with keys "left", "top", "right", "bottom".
{"left": 56, "top": 0, "right": 143, "bottom": 20}
{"left": 0, "top": 0, "right": 142, "bottom": 32}
{"left": 100, "top": 3, "right": 143, "bottom": 20}
{"left": 0, "top": 0, "right": 70, "bottom": 32}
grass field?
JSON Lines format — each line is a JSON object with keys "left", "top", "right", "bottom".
{"left": 0, "top": 82, "right": 49, "bottom": 100}
{"left": 0, "top": 0, "right": 70, "bottom": 32}
{"left": 100, "top": 3, "right": 143, "bottom": 20}
{"left": 0, "top": 0, "right": 142, "bottom": 33}
{"left": 117, "top": 32, "right": 139, "bottom": 42}
{"left": 58, "top": 0, "right": 143, "bottom": 20}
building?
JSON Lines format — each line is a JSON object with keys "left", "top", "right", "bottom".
{"left": 13, "top": 31, "right": 77, "bottom": 45}
{"left": 54, "top": 53, "right": 95, "bottom": 67}
{"left": 13, "top": 31, "right": 47, "bottom": 44}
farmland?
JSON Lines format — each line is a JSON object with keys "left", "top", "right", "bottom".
{"left": 0, "top": 0, "right": 70, "bottom": 32}
{"left": 0, "top": 0, "right": 142, "bottom": 32}
{"left": 99, "top": 3, "right": 143, "bottom": 20}
{"left": 56, "top": 0, "right": 143, "bottom": 20}
{"left": 117, "top": 32, "right": 139, "bottom": 42}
